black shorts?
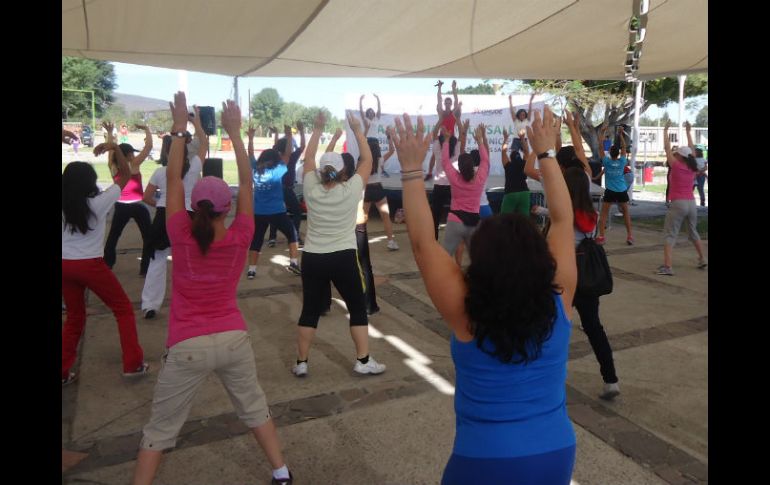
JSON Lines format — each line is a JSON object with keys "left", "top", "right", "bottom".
{"left": 602, "top": 189, "right": 629, "bottom": 204}
{"left": 364, "top": 183, "right": 387, "bottom": 203}
{"left": 250, "top": 213, "right": 298, "bottom": 251}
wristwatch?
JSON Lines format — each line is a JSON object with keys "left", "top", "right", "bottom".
{"left": 537, "top": 149, "right": 556, "bottom": 160}
{"left": 170, "top": 131, "right": 187, "bottom": 138}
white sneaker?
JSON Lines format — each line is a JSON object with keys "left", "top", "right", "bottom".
{"left": 353, "top": 356, "right": 386, "bottom": 375}
{"left": 387, "top": 239, "right": 399, "bottom": 251}
{"left": 292, "top": 361, "right": 308, "bottom": 377}
{"left": 599, "top": 382, "right": 620, "bottom": 400}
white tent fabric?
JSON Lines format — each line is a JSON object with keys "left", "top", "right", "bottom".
{"left": 62, "top": 0, "right": 706, "bottom": 80}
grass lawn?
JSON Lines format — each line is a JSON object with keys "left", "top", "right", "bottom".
{"left": 639, "top": 184, "right": 709, "bottom": 195}
{"left": 62, "top": 160, "right": 243, "bottom": 186}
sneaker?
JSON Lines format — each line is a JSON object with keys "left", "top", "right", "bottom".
{"left": 353, "top": 356, "right": 386, "bottom": 375}
{"left": 123, "top": 362, "right": 150, "bottom": 378}
{"left": 367, "top": 306, "right": 381, "bottom": 316}
{"left": 626, "top": 236, "right": 634, "bottom": 246}
{"left": 320, "top": 306, "right": 331, "bottom": 316}
{"left": 62, "top": 371, "right": 78, "bottom": 386}
{"left": 292, "top": 362, "right": 308, "bottom": 377}
{"left": 287, "top": 262, "right": 302, "bottom": 275}
{"left": 697, "top": 258, "right": 708, "bottom": 269}
{"left": 599, "top": 382, "right": 620, "bottom": 401}
{"left": 656, "top": 265, "right": 674, "bottom": 276}
{"left": 247, "top": 270, "right": 256, "bottom": 280}
{"left": 595, "top": 236, "right": 606, "bottom": 246}
{"left": 143, "top": 309, "right": 156, "bottom": 320}
{"left": 272, "top": 471, "right": 294, "bottom": 485}
{"left": 297, "top": 237, "right": 304, "bottom": 247}
{"left": 387, "top": 239, "right": 399, "bottom": 251}
{"left": 267, "top": 239, "right": 276, "bottom": 248}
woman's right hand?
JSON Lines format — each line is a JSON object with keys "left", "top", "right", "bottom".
{"left": 346, "top": 112, "right": 361, "bottom": 135}
{"left": 220, "top": 100, "right": 241, "bottom": 136}
{"left": 247, "top": 124, "right": 256, "bottom": 139}
{"left": 169, "top": 92, "right": 189, "bottom": 132}
{"left": 93, "top": 142, "right": 116, "bottom": 157}
{"left": 389, "top": 115, "right": 431, "bottom": 172}
{"left": 313, "top": 111, "right": 326, "bottom": 132}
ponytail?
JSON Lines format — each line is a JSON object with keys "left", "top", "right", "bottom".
{"left": 320, "top": 165, "right": 340, "bottom": 184}
{"left": 684, "top": 154, "right": 698, "bottom": 172}
{"left": 458, "top": 153, "right": 475, "bottom": 182}
{"left": 190, "top": 200, "right": 221, "bottom": 255}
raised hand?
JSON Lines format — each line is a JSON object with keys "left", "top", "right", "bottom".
{"left": 526, "top": 105, "right": 558, "bottom": 155}
{"left": 247, "top": 124, "right": 256, "bottom": 138}
{"left": 169, "top": 91, "right": 189, "bottom": 132}
{"left": 451, "top": 80, "right": 457, "bottom": 91}
{"left": 93, "top": 142, "right": 117, "bottom": 157}
{"left": 134, "top": 124, "right": 149, "bottom": 131}
{"left": 502, "top": 128, "right": 509, "bottom": 141}
{"left": 390, "top": 114, "right": 431, "bottom": 172}
{"left": 474, "top": 123, "right": 486, "bottom": 143}
{"left": 296, "top": 120, "right": 305, "bottom": 132}
{"left": 360, "top": 94, "right": 365, "bottom": 101}
{"left": 333, "top": 128, "right": 343, "bottom": 139}
{"left": 284, "top": 124, "right": 292, "bottom": 136}
{"left": 220, "top": 99, "right": 242, "bottom": 136}
{"left": 314, "top": 111, "right": 326, "bottom": 131}
{"left": 346, "top": 112, "right": 361, "bottom": 134}
{"left": 684, "top": 120, "right": 692, "bottom": 131}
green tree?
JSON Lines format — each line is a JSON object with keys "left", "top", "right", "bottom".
{"left": 524, "top": 74, "right": 707, "bottom": 159}
{"left": 62, "top": 57, "right": 117, "bottom": 121}
{"left": 250, "top": 88, "right": 284, "bottom": 131}
{"left": 281, "top": 102, "right": 308, "bottom": 127}
{"left": 639, "top": 115, "right": 657, "bottom": 125}
{"left": 457, "top": 83, "right": 495, "bottom": 94}
{"left": 695, "top": 106, "right": 708, "bottom": 127}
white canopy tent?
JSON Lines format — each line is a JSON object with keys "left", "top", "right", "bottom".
{"left": 62, "top": 0, "right": 706, "bottom": 80}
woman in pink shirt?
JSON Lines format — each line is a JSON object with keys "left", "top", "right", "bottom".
{"left": 657, "top": 120, "right": 707, "bottom": 276}
{"left": 439, "top": 119, "right": 489, "bottom": 258}
{"left": 132, "top": 93, "right": 293, "bottom": 485}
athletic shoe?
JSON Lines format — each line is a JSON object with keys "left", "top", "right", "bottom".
{"left": 297, "top": 237, "right": 304, "bottom": 247}
{"left": 287, "top": 262, "right": 302, "bottom": 275}
{"left": 267, "top": 239, "right": 276, "bottom": 248}
{"left": 656, "top": 265, "right": 674, "bottom": 276}
{"left": 599, "top": 382, "right": 620, "bottom": 401}
{"left": 292, "top": 362, "right": 308, "bottom": 377}
{"left": 387, "top": 239, "right": 399, "bottom": 251}
{"left": 247, "top": 270, "right": 256, "bottom": 280}
{"left": 320, "top": 306, "right": 331, "bottom": 316}
{"left": 271, "top": 471, "right": 294, "bottom": 485}
{"left": 143, "top": 309, "right": 156, "bottom": 320}
{"left": 697, "top": 258, "right": 707, "bottom": 269}
{"left": 122, "top": 363, "right": 150, "bottom": 378}
{"left": 62, "top": 372, "right": 78, "bottom": 386}
{"left": 353, "top": 356, "right": 386, "bottom": 375}
{"left": 626, "top": 236, "right": 634, "bottom": 246}
{"left": 367, "top": 306, "right": 381, "bottom": 316}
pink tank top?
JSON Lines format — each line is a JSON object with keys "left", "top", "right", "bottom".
{"left": 114, "top": 172, "right": 144, "bottom": 202}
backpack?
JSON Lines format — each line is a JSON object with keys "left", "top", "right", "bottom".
{"left": 575, "top": 236, "right": 613, "bottom": 297}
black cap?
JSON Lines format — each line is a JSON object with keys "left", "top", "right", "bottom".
{"left": 118, "top": 143, "right": 140, "bottom": 156}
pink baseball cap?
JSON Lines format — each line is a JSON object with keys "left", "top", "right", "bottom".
{"left": 191, "top": 176, "right": 232, "bottom": 213}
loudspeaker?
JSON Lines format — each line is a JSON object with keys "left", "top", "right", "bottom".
{"left": 198, "top": 106, "right": 216, "bottom": 136}
{"left": 203, "top": 158, "right": 223, "bottom": 179}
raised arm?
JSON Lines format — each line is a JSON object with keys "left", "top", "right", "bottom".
{"left": 435, "top": 80, "right": 444, "bottom": 115}
{"left": 94, "top": 142, "right": 131, "bottom": 189}
{"left": 508, "top": 94, "right": 516, "bottom": 123}
{"left": 247, "top": 124, "right": 256, "bottom": 160}
{"left": 618, "top": 126, "right": 628, "bottom": 157}
{"left": 62, "top": 128, "right": 77, "bottom": 144}
{"left": 663, "top": 120, "right": 672, "bottom": 161}
{"left": 166, "top": 92, "right": 191, "bottom": 218}
{"left": 479, "top": 123, "right": 489, "bottom": 153}
{"left": 281, "top": 125, "right": 293, "bottom": 163}
{"left": 220, "top": 101, "right": 252, "bottom": 217}
{"left": 451, "top": 80, "right": 459, "bottom": 114}
{"left": 524, "top": 147, "right": 541, "bottom": 181}
{"left": 374, "top": 94, "right": 381, "bottom": 119}
{"left": 685, "top": 121, "right": 695, "bottom": 153}
{"left": 383, "top": 133, "right": 395, "bottom": 161}
{"left": 190, "top": 106, "right": 209, "bottom": 162}
{"left": 458, "top": 118, "right": 470, "bottom": 154}
{"left": 350, "top": 113, "right": 372, "bottom": 185}
{"left": 325, "top": 128, "right": 343, "bottom": 153}
{"left": 566, "top": 110, "right": 592, "bottom": 176}
{"left": 527, "top": 92, "right": 535, "bottom": 121}
{"left": 131, "top": 124, "right": 154, "bottom": 168}
{"left": 297, "top": 120, "right": 306, "bottom": 152}
{"left": 527, "top": 106, "right": 576, "bottom": 309}
{"left": 303, "top": 111, "right": 325, "bottom": 176}
{"left": 501, "top": 129, "right": 511, "bottom": 167}
{"left": 103, "top": 121, "right": 115, "bottom": 144}
{"left": 392, "top": 116, "right": 469, "bottom": 338}
{"left": 597, "top": 123, "right": 608, "bottom": 159}
{"left": 359, "top": 95, "right": 371, "bottom": 135}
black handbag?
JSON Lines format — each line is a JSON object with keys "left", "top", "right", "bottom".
{"left": 575, "top": 235, "right": 613, "bottom": 297}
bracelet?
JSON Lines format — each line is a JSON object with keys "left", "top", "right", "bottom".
{"left": 401, "top": 169, "right": 423, "bottom": 175}
{"left": 401, "top": 172, "right": 424, "bottom": 182}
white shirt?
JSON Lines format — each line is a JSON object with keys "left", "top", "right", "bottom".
{"left": 365, "top": 117, "right": 384, "bottom": 138}
{"left": 513, "top": 118, "right": 531, "bottom": 137}
{"left": 62, "top": 185, "right": 121, "bottom": 260}
{"left": 148, "top": 156, "right": 202, "bottom": 210}
{"left": 695, "top": 157, "right": 707, "bottom": 171}
{"left": 432, "top": 139, "right": 459, "bottom": 186}
{"left": 303, "top": 173, "right": 364, "bottom": 253}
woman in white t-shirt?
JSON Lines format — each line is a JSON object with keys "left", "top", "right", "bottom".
{"left": 509, "top": 92, "right": 536, "bottom": 152}
{"left": 292, "top": 112, "right": 386, "bottom": 378}
{"left": 62, "top": 138, "right": 148, "bottom": 385}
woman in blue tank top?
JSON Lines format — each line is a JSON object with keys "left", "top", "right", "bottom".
{"left": 391, "top": 106, "right": 577, "bottom": 485}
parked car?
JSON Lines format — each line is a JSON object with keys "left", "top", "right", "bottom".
{"left": 80, "top": 126, "right": 93, "bottom": 147}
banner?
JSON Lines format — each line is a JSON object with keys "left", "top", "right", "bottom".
{"left": 344, "top": 94, "right": 546, "bottom": 177}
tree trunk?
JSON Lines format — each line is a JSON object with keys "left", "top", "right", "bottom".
{"left": 568, "top": 97, "right": 650, "bottom": 161}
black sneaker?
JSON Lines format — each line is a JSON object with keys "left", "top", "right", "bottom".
{"left": 271, "top": 471, "right": 293, "bottom": 485}
{"left": 367, "top": 306, "right": 381, "bottom": 315}
{"left": 287, "top": 262, "right": 301, "bottom": 275}
{"left": 122, "top": 363, "right": 150, "bottom": 378}
{"left": 247, "top": 270, "right": 256, "bottom": 280}
{"left": 267, "top": 239, "right": 276, "bottom": 248}
{"left": 143, "top": 309, "right": 156, "bottom": 320}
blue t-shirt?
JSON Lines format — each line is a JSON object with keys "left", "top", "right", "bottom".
{"left": 251, "top": 159, "right": 288, "bottom": 215}
{"left": 602, "top": 155, "right": 627, "bottom": 193}
{"left": 450, "top": 293, "right": 575, "bottom": 458}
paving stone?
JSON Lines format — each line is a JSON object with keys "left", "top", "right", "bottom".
{"left": 62, "top": 449, "right": 89, "bottom": 473}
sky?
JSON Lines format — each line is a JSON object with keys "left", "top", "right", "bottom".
{"left": 112, "top": 62, "right": 704, "bottom": 122}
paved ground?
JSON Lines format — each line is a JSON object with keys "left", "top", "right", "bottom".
{"left": 62, "top": 200, "right": 708, "bottom": 484}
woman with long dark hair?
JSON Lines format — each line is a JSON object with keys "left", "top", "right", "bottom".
{"left": 394, "top": 106, "right": 576, "bottom": 484}
{"left": 362, "top": 136, "right": 399, "bottom": 250}
{"left": 62, "top": 140, "right": 148, "bottom": 385}
{"left": 132, "top": 93, "right": 292, "bottom": 485}
{"left": 246, "top": 125, "right": 301, "bottom": 278}
{"left": 657, "top": 120, "right": 707, "bottom": 275}
{"left": 292, "top": 111, "right": 385, "bottom": 378}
